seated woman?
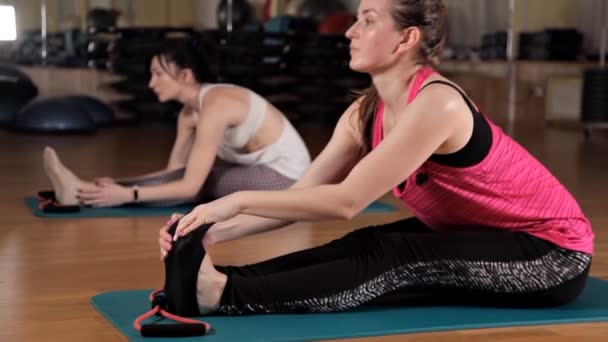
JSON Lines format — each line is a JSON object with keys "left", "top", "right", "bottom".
{"left": 159, "top": 0, "right": 594, "bottom": 315}
{"left": 43, "top": 39, "right": 310, "bottom": 207}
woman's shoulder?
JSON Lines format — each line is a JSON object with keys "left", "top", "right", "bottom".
{"left": 418, "top": 74, "right": 468, "bottom": 100}
{"left": 414, "top": 75, "right": 473, "bottom": 111}
{"left": 201, "top": 83, "right": 251, "bottom": 107}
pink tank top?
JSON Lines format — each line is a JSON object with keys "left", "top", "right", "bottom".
{"left": 371, "top": 67, "right": 594, "bottom": 255}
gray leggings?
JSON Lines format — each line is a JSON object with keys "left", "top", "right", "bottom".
{"left": 118, "top": 160, "right": 295, "bottom": 207}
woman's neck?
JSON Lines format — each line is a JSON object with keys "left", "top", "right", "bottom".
{"left": 178, "top": 83, "right": 204, "bottom": 110}
{"left": 373, "top": 63, "right": 423, "bottom": 116}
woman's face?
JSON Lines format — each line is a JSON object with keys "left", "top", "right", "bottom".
{"left": 148, "top": 56, "right": 182, "bottom": 102}
{"left": 345, "top": 0, "right": 408, "bottom": 74}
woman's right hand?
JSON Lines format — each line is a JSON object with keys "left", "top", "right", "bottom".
{"left": 159, "top": 213, "right": 184, "bottom": 260}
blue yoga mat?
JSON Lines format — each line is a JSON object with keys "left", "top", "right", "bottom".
{"left": 91, "top": 277, "right": 608, "bottom": 342}
{"left": 24, "top": 196, "right": 396, "bottom": 218}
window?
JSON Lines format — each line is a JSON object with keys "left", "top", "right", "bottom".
{"left": 0, "top": 5, "right": 17, "bottom": 41}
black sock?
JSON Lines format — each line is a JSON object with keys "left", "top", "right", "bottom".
{"left": 163, "top": 220, "right": 213, "bottom": 317}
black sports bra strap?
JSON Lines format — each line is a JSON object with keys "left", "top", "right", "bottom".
{"left": 418, "top": 80, "right": 480, "bottom": 115}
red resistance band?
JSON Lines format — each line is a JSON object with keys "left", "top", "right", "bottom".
{"left": 133, "top": 289, "right": 211, "bottom": 338}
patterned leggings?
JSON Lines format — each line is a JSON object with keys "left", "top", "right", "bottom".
{"left": 118, "top": 160, "right": 295, "bottom": 207}
{"left": 215, "top": 217, "right": 592, "bottom": 315}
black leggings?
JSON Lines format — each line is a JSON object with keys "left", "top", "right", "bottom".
{"left": 215, "top": 217, "right": 591, "bottom": 315}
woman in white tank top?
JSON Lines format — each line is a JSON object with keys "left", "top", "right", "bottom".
{"left": 41, "top": 39, "right": 310, "bottom": 207}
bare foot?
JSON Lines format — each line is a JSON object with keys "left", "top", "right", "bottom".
{"left": 196, "top": 254, "right": 227, "bottom": 314}
{"left": 43, "top": 146, "right": 84, "bottom": 205}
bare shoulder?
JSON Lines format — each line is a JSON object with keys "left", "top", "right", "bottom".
{"left": 201, "top": 85, "right": 249, "bottom": 109}
{"left": 198, "top": 85, "right": 249, "bottom": 125}
{"left": 414, "top": 75, "right": 473, "bottom": 115}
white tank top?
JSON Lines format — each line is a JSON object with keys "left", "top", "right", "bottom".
{"left": 193, "top": 83, "right": 310, "bottom": 180}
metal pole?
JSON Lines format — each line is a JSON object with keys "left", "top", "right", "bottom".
{"left": 506, "top": 0, "right": 517, "bottom": 134}
{"left": 600, "top": 0, "right": 606, "bottom": 69}
{"left": 227, "top": 0, "right": 234, "bottom": 32}
{"left": 478, "top": 0, "right": 487, "bottom": 37}
{"left": 41, "top": 0, "right": 48, "bottom": 65}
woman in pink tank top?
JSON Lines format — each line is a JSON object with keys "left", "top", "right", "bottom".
{"left": 156, "top": 0, "right": 593, "bottom": 315}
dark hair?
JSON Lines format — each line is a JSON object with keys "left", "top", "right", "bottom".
{"left": 357, "top": 0, "right": 447, "bottom": 153}
{"left": 154, "top": 37, "right": 216, "bottom": 84}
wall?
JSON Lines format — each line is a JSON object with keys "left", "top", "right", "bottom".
{"left": 193, "top": 0, "right": 221, "bottom": 28}
{"left": 131, "top": 0, "right": 169, "bottom": 27}
{"left": 447, "top": 0, "right": 605, "bottom": 53}
{"left": 15, "top": 0, "right": 55, "bottom": 32}
{"left": 577, "top": 0, "right": 608, "bottom": 53}
{"left": 12, "top": 0, "right": 606, "bottom": 54}
{"left": 14, "top": 0, "right": 359, "bottom": 32}
{"left": 14, "top": 0, "right": 196, "bottom": 31}
{"left": 517, "top": 0, "right": 578, "bottom": 31}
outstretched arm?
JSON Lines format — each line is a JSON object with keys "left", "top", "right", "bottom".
{"left": 78, "top": 92, "right": 233, "bottom": 206}
{"left": 160, "top": 98, "right": 366, "bottom": 255}
{"left": 174, "top": 86, "right": 468, "bottom": 237}
{"left": 101, "top": 108, "right": 196, "bottom": 185}
{"left": 135, "top": 92, "right": 232, "bottom": 202}
{"left": 203, "top": 98, "right": 367, "bottom": 245}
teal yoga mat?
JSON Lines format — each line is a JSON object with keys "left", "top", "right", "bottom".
{"left": 24, "top": 196, "right": 396, "bottom": 218}
{"left": 91, "top": 277, "right": 608, "bottom": 342}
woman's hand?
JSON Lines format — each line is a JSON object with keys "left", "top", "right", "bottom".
{"left": 174, "top": 194, "right": 241, "bottom": 240}
{"left": 159, "top": 213, "right": 184, "bottom": 260}
{"left": 77, "top": 183, "right": 132, "bottom": 207}
{"left": 94, "top": 177, "right": 116, "bottom": 186}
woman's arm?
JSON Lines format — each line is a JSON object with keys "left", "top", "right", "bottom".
{"left": 166, "top": 108, "right": 197, "bottom": 170}
{"left": 205, "top": 98, "right": 367, "bottom": 245}
{"left": 237, "top": 87, "right": 466, "bottom": 220}
{"left": 79, "top": 93, "right": 235, "bottom": 206}
{"left": 174, "top": 86, "right": 470, "bottom": 237}
{"left": 108, "top": 108, "right": 196, "bottom": 184}
{"left": 162, "top": 98, "right": 366, "bottom": 253}
{"left": 137, "top": 91, "right": 235, "bottom": 202}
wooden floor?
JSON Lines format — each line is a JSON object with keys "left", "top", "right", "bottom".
{"left": 0, "top": 121, "right": 606, "bottom": 342}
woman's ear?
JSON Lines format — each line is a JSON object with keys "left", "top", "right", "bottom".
{"left": 395, "top": 26, "right": 421, "bottom": 54}
{"left": 180, "top": 68, "right": 197, "bottom": 83}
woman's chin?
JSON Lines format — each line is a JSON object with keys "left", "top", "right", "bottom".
{"left": 349, "top": 61, "right": 367, "bottom": 73}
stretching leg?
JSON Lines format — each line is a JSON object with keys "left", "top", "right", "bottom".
{"left": 195, "top": 161, "right": 295, "bottom": 203}
{"left": 215, "top": 217, "right": 431, "bottom": 277}
{"left": 197, "top": 218, "right": 591, "bottom": 314}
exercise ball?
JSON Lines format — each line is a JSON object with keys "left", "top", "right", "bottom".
{"left": 63, "top": 95, "right": 115, "bottom": 125}
{"left": 295, "top": 0, "right": 347, "bottom": 23}
{"left": 13, "top": 98, "right": 96, "bottom": 134}
{"left": 0, "top": 65, "right": 38, "bottom": 125}
{"left": 318, "top": 11, "right": 355, "bottom": 35}
{"left": 217, "top": 0, "right": 253, "bottom": 31}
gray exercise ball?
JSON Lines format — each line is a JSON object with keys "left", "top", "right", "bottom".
{"left": 13, "top": 98, "right": 96, "bottom": 134}
{"left": 0, "top": 64, "right": 38, "bottom": 125}
{"left": 63, "top": 95, "right": 114, "bottom": 125}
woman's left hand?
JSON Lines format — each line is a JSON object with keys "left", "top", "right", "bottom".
{"left": 77, "top": 183, "right": 132, "bottom": 207}
{"left": 174, "top": 195, "right": 241, "bottom": 240}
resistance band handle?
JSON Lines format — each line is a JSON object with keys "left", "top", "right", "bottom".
{"left": 141, "top": 323, "right": 207, "bottom": 337}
